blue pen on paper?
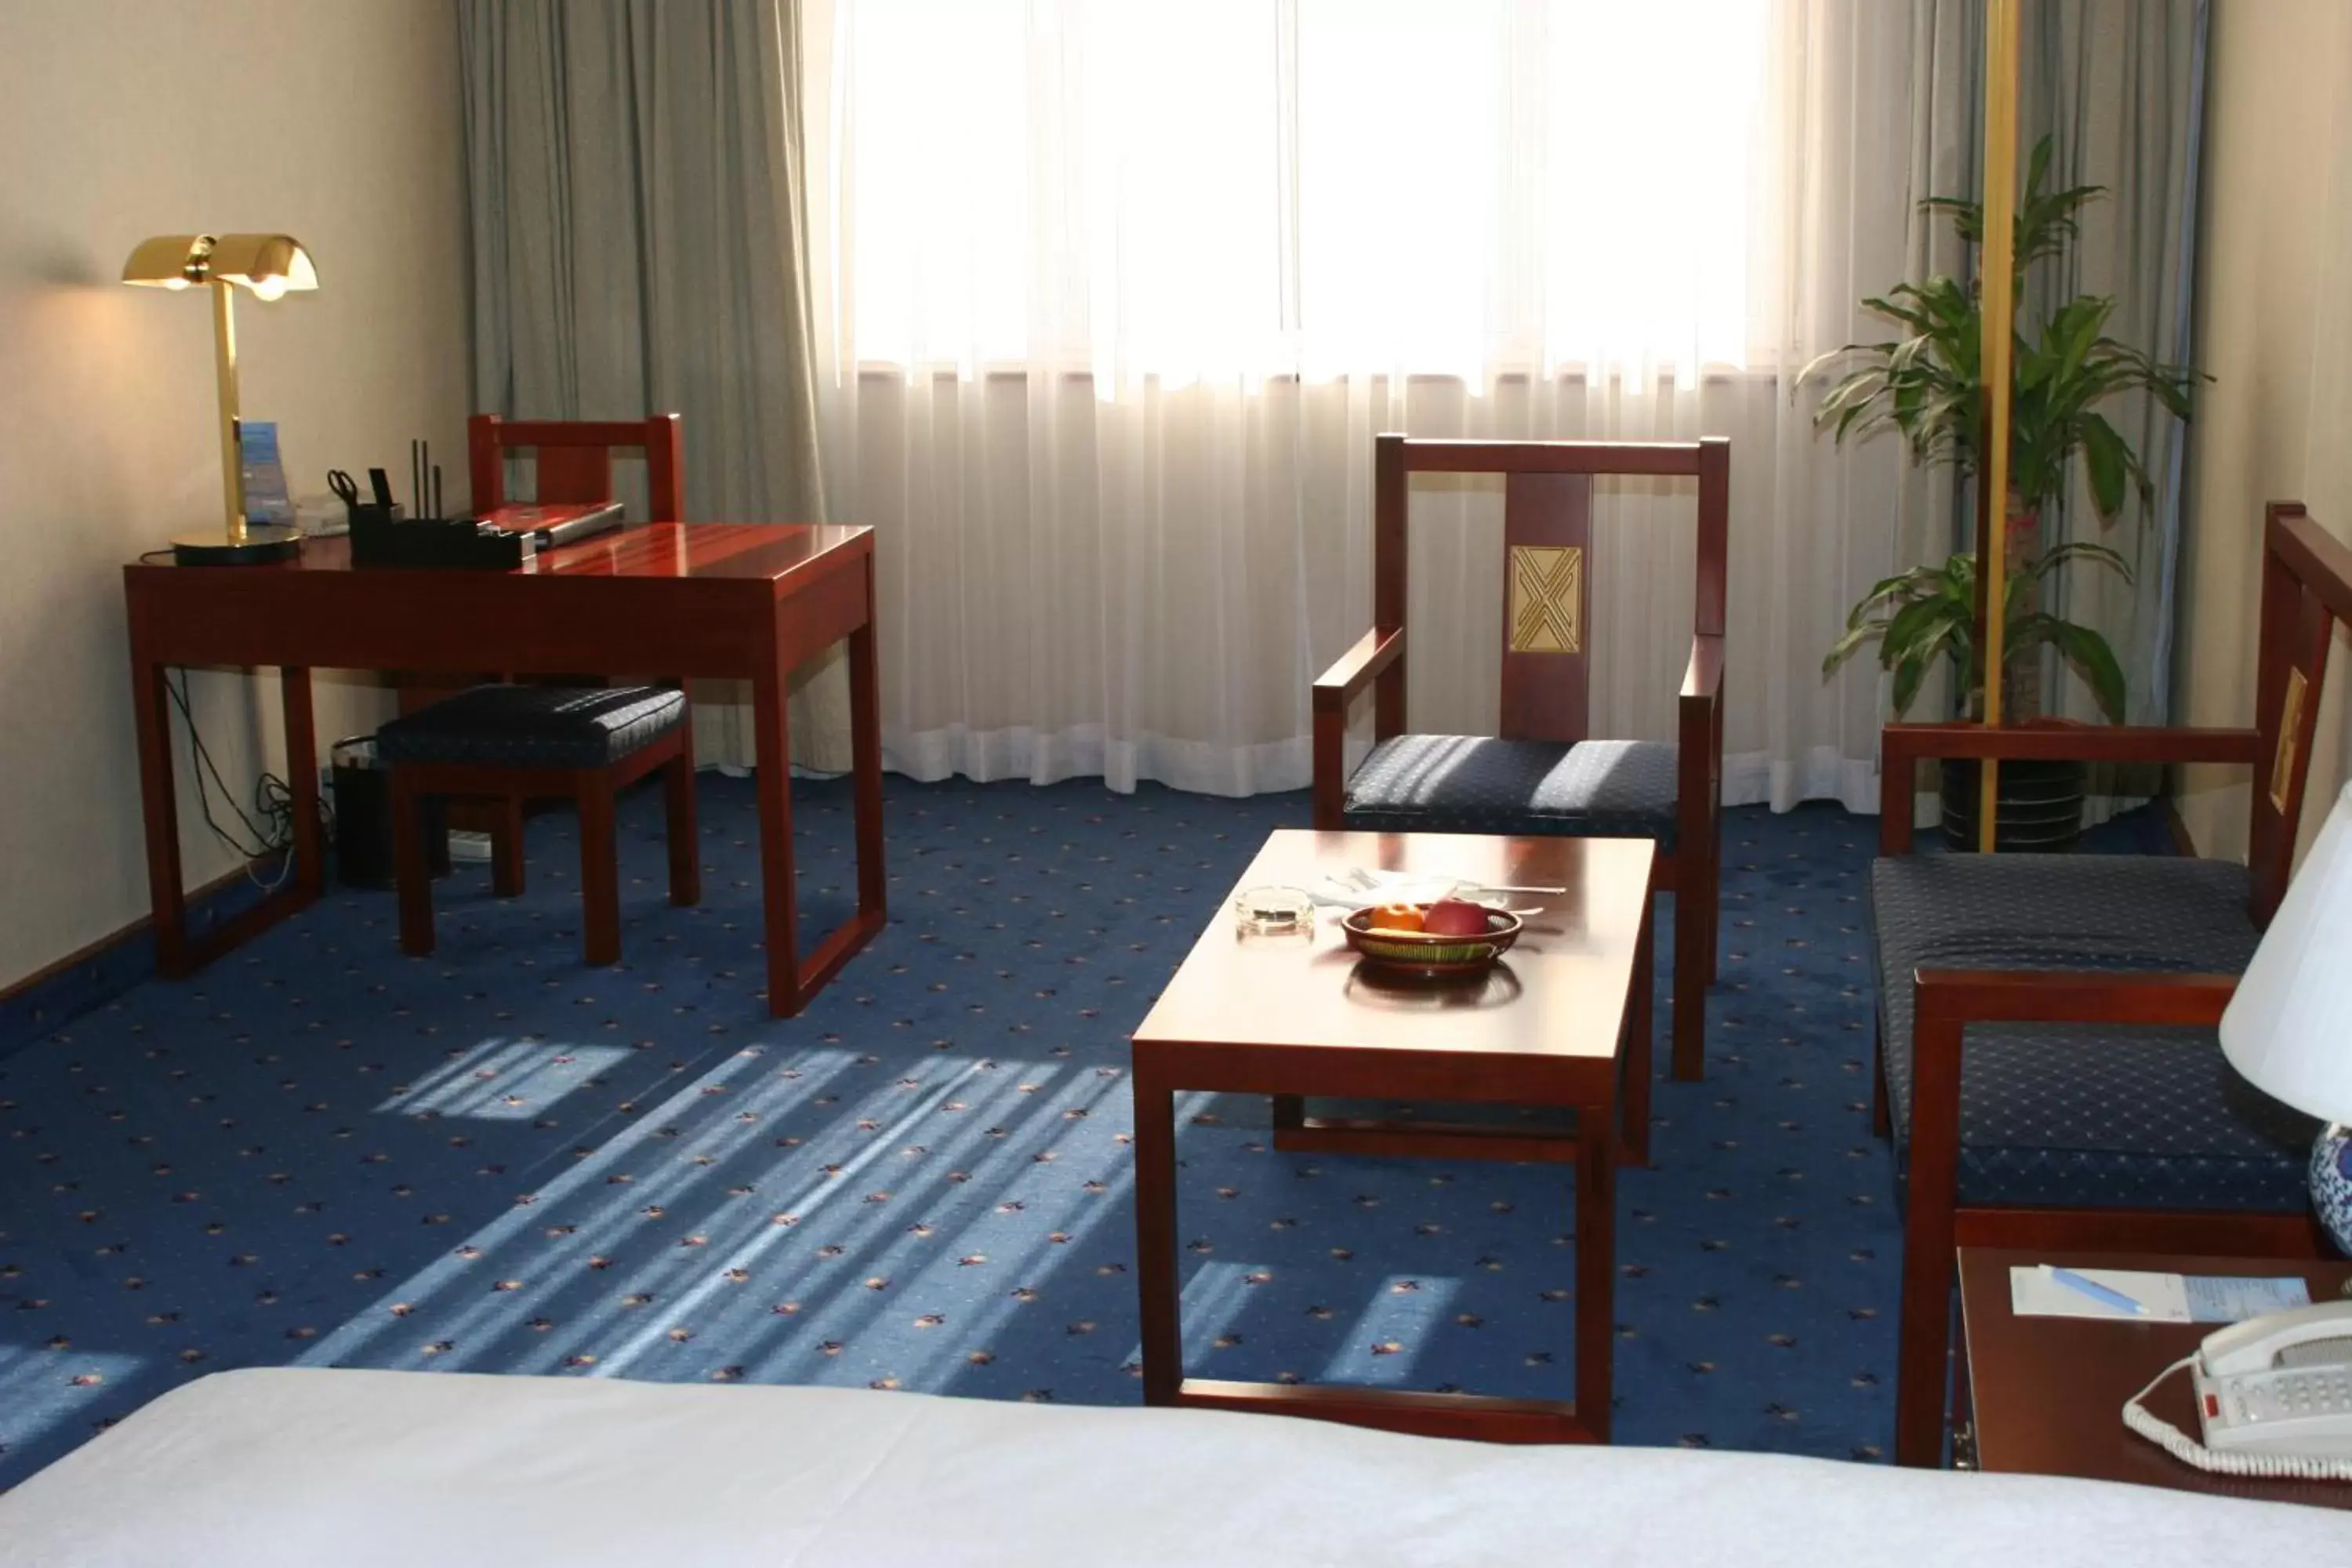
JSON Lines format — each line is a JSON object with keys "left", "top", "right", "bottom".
{"left": 2046, "top": 1265, "right": 2151, "bottom": 1316}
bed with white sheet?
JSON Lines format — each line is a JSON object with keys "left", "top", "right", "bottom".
{"left": 0, "top": 1368, "right": 2344, "bottom": 1565}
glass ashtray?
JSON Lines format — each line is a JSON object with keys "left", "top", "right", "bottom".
{"left": 1232, "top": 884, "right": 1317, "bottom": 937}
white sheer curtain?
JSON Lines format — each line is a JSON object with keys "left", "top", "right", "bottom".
{"left": 800, "top": 0, "right": 1953, "bottom": 810}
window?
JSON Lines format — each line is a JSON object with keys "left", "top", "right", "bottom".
{"left": 832, "top": 0, "right": 1773, "bottom": 387}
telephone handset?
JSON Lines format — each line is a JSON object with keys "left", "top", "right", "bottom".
{"left": 2124, "top": 1300, "right": 2352, "bottom": 1479}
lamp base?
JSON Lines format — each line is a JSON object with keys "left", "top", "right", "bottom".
{"left": 170, "top": 524, "right": 301, "bottom": 566}
{"left": 2313, "top": 1125, "right": 2352, "bottom": 1274}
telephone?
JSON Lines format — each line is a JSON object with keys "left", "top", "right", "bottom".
{"left": 2124, "top": 1299, "right": 2352, "bottom": 1479}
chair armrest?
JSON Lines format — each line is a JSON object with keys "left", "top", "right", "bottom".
{"left": 1312, "top": 627, "right": 1404, "bottom": 829}
{"left": 1878, "top": 721, "right": 2263, "bottom": 855}
{"left": 1900, "top": 967, "right": 2240, "bottom": 1227}
{"left": 1675, "top": 634, "right": 1726, "bottom": 851}
{"left": 1312, "top": 628, "right": 1405, "bottom": 713}
{"left": 1678, "top": 633, "right": 1723, "bottom": 706}
{"left": 1912, "top": 967, "right": 2238, "bottom": 1030}
{"left": 1882, "top": 720, "right": 2261, "bottom": 771}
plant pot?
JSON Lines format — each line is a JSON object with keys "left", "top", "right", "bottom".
{"left": 1940, "top": 757, "right": 2085, "bottom": 853}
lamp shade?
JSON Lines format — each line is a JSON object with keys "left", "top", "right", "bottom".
{"left": 121, "top": 233, "right": 318, "bottom": 298}
{"left": 2220, "top": 781, "right": 2352, "bottom": 1124}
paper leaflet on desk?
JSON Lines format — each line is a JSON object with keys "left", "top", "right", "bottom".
{"left": 2009, "top": 1265, "right": 2312, "bottom": 1323}
{"left": 238, "top": 420, "right": 294, "bottom": 528}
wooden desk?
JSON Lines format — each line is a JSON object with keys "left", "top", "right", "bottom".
{"left": 122, "top": 522, "right": 884, "bottom": 1017}
{"left": 1958, "top": 1247, "right": 2352, "bottom": 1510}
{"left": 1129, "top": 829, "right": 1654, "bottom": 1444}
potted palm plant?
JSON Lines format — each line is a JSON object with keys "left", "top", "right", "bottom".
{"left": 1803, "top": 135, "right": 2202, "bottom": 848}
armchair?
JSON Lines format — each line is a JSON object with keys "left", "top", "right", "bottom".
{"left": 1875, "top": 503, "right": 2352, "bottom": 1466}
{"left": 1309, "top": 434, "right": 1730, "bottom": 1091}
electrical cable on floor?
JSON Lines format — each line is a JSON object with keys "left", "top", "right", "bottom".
{"left": 165, "top": 671, "right": 332, "bottom": 892}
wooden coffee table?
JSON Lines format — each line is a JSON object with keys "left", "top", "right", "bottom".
{"left": 1128, "top": 829, "right": 1656, "bottom": 1444}
{"left": 1957, "top": 1247, "right": 2352, "bottom": 1510}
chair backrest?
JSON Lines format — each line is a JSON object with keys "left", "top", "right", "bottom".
{"left": 467, "top": 414, "right": 684, "bottom": 522}
{"left": 2250, "top": 502, "right": 2352, "bottom": 922}
{"left": 1374, "top": 434, "right": 1730, "bottom": 743}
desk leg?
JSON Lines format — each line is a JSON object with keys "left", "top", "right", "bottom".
{"left": 1132, "top": 1063, "right": 1181, "bottom": 1406}
{"left": 752, "top": 648, "right": 804, "bottom": 1018}
{"left": 849, "top": 558, "right": 887, "bottom": 923}
{"left": 1575, "top": 1095, "right": 1617, "bottom": 1442}
{"left": 130, "top": 648, "right": 190, "bottom": 977}
{"left": 281, "top": 667, "right": 325, "bottom": 899}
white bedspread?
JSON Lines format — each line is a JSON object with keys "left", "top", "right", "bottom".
{"left": 1, "top": 1368, "right": 2345, "bottom": 1565}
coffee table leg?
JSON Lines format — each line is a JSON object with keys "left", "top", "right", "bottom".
{"left": 1271, "top": 1094, "right": 1305, "bottom": 1134}
{"left": 1132, "top": 1063, "right": 1181, "bottom": 1406}
{"left": 1575, "top": 1098, "right": 1617, "bottom": 1441}
{"left": 1621, "top": 899, "right": 1654, "bottom": 1168}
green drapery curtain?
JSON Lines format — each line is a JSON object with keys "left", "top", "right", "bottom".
{"left": 458, "top": 0, "right": 842, "bottom": 770}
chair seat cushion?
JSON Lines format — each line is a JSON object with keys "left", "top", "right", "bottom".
{"left": 1870, "top": 853, "right": 2318, "bottom": 1211}
{"left": 376, "top": 684, "right": 688, "bottom": 770}
{"left": 1341, "top": 735, "right": 1680, "bottom": 846}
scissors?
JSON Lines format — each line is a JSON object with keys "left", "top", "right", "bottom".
{"left": 327, "top": 469, "right": 361, "bottom": 510}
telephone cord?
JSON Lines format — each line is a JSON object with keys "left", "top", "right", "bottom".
{"left": 2122, "top": 1355, "right": 2352, "bottom": 1481}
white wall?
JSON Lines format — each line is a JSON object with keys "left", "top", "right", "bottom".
{"left": 2176, "top": 0, "right": 2352, "bottom": 862}
{"left": 0, "top": 0, "right": 471, "bottom": 989}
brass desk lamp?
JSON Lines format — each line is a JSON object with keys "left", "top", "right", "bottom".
{"left": 121, "top": 233, "right": 318, "bottom": 564}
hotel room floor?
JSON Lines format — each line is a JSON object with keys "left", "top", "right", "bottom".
{"left": 1, "top": 772, "right": 1955, "bottom": 1488}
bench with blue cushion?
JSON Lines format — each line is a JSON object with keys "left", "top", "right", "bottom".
{"left": 379, "top": 683, "right": 699, "bottom": 967}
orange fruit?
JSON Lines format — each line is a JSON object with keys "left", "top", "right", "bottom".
{"left": 1368, "top": 902, "right": 1425, "bottom": 934}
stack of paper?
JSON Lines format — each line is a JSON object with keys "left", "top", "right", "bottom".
{"left": 2008, "top": 1264, "right": 2311, "bottom": 1323}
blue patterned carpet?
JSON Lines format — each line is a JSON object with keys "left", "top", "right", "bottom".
{"left": 0, "top": 774, "right": 1906, "bottom": 1488}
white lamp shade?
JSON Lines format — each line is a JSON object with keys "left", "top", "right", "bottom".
{"left": 2220, "top": 781, "right": 2352, "bottom": 1125}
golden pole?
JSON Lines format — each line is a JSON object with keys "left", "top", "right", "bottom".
{"left": 1975, "top": 0, "right": 2022, "bottom": 851}
{"left": 210, "top": 278, "right": 249, "bottom": 544}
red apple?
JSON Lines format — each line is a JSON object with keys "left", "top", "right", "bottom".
{"left": 1421, "top": 898, "right": 1491, "bottom": 937}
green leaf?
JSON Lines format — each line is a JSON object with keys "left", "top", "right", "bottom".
{"left": 1879, "top": 596, "right": 1962, "bottom": 665}
{"left": 1891, "top": 651, "right": 1929, "bottom": 716}
{"left": 2078, "top": 412, "right": 2129, "bottom": 517}
{"left": 2028, "top": 539, "right": 2133, "bottom": 586}
{"left": 1823, "top": 619, "right": 1893, "bottom": 673}
{"left": 2046, "top": 619, "right": 2130, "bottom": 720}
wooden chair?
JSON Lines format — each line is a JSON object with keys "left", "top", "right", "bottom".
{"left": 1308, "top": 434, "right": 1730, "bottom": 1099}
{"left": 405, "top": 414, "right": 688, "bottom": 890}
{"left": 466, "top": 413, "right": 684, "bottom": 520}
{"left": 381, "top": 684, "right": 700, "bottom": 966}
{"left": 1874, "top": 502, "right": 2352, "bottom": 1467}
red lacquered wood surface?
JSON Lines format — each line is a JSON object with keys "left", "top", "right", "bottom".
{"left": 121, "top": 521, "right": 882, "bottom": 1018}
{"left": 1958, "top": 1247, "right": 2352, "bottom": 1510}
{"left": 1131, "top": 830, "right": 1653, "bottom": 1444}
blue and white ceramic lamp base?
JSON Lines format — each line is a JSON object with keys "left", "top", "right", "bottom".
{"left": 2314, "top": 1124, "right": 2352, "bottom": 1270}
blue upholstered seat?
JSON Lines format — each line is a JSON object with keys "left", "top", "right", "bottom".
{"left": 376, "top": 684, "right": 688, "bottom": 771}
{"left": 1341, "top": 735, "right": 1681, "bottom": 846}
{"left": 1870, "top": 853, "right": 2317, "bottom": 1211}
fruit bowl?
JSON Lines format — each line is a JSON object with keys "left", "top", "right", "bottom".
{"left": 1340, "top": 903, "right": 1522, "bottom": 978}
